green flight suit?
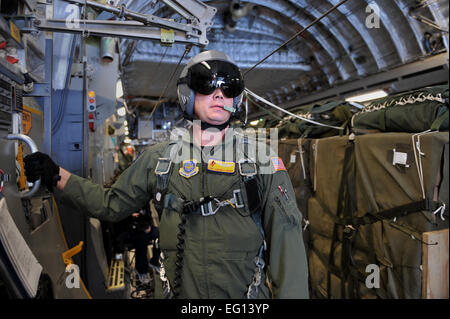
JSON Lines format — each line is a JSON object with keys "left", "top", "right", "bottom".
{"left": 61, "top": 127, "right": 309, "bottom": 298}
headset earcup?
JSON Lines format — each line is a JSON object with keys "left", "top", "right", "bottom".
{"left": 177, "top": 84, "right": 196, "bottom": 119}
{"left": 186, "top": 89, "right": 195, "bottom": 119}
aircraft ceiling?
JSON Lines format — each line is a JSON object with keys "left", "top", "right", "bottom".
{"left": 118, "top": 0, "right": 449, "bottom": 110}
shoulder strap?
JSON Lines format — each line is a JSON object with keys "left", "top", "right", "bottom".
{"left": 154, "top": 141, "right": 182, "bottom": 216}
{"left": 237, "top": 134, "right": 269, "bottom": 299}
{"left": 236, "top": 134, "right": 266, "bottom": 242}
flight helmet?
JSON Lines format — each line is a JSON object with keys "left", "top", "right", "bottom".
{"left": 177, "top": 50, "right": 246, "bottom": 124}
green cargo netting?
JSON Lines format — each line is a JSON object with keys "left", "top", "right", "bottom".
{"left": 352, "top": 85, "right": 449, "bottom": 134}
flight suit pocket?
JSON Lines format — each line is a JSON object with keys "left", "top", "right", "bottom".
{"left": 273, "top": 194, "right": 301, "bottom": 227}
{"left": 159, "top": 208, "right": 181, "bottom": 250}
{"left": 222, "top": 250, "right": 253, "bottom": 261}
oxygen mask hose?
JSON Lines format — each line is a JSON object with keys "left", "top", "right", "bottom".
{"left": 173, "top": 211, "right": 188, "bottom": 298}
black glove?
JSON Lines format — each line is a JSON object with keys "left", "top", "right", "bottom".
{"left": 23, "top": 152, "right": 61, "bottom": 191}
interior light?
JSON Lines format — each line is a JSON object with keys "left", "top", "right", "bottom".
{"left": 116, "top": 79, "right": 123, "bottom": 99}
{"left": 345, "top": 89, "right": 388, "bottom": 102}
{"left": 117, "top": 106, "right": 126, "bottom": 117}
{"left": 250, "top": 120, "right": 259, "bottom": 126}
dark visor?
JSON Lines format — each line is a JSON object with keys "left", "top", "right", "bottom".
{"left": 179, "top": 60, "right": 244, "bottom": 98}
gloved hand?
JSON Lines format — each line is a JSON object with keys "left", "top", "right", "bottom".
{"left": 23, "top": 152, "right": 61, "bottom": 191}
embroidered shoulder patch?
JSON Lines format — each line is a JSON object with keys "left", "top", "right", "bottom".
{"left": 207, "top": 159, "right": 236, "bottom": 174}
{"left": 271, "top": 157, "right": 286, "bottom": 171}
{"left": 179, "top": 159, "right": 199, "bottom": 178}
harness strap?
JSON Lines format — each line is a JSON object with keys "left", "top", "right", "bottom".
{"left": 154, "top": 141, "right": 181, "bottom": 215}
{"left": 158, "top": 251, "right": 173, "bottom": 299}
{"left": 164, "top": 192, "right": 244, "bottom": 216}
{"left": 157, "top": 134, "right": 268, "bottom": 298}
{"left": 153, "top": 141, "right": 182, "bottom": 298}
{"left": 237, "top": 134, "right": 268, "bottom": 299}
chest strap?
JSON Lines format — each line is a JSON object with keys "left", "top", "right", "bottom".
{"left": 164, "top": 190, "right": 245, "bottom": 216}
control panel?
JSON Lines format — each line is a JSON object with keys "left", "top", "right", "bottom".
{"left": 0, "top": 71, "right": 22, "bottom": 131}
{"left": 0, "top": 72, "right": 12, "bottom": 131}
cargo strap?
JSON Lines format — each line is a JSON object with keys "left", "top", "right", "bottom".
{"left": 310, "top": 244, "right": 366, "bottom": 287}
{"left": 338, "top": 138, "right": 359, "bottom": 298}
{"left": 315, "top": 195, "right": 431, "bottom": 227}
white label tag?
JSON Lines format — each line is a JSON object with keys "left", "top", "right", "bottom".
{"left": 290, "top": 154, "right": 296, "bottom": 163}
{"left": 392, "top": 149, "right": 409, "bottom": 167}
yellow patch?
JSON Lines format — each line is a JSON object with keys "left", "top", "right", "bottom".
{"left": 207, "top": 159, "right": 236, "bottom": 174}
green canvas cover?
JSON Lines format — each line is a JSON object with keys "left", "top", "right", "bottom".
{"left": 281, "top": 132, "right": 449, "bottom": 298}
{"left": 276, "top": 101, "right": 359, "bottom": 139}
{"left": 352, "top": 85, "right": 449, "bottom": 134}
{"left": 352, "top": 132, "right": 448, "bottom": 298}
{"left": 355, "top": 132, "right": 448, "bottom": 221}
{"left": 278, "top": 139, "right": 313, "bottom": 221}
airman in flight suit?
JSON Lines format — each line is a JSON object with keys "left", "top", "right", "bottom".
{"left": 24, "top": 50, "right": 309, "bottom": 299}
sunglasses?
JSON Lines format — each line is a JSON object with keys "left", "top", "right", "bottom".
{"left": 178, "top": 60, "right": 245, "bottom": 98}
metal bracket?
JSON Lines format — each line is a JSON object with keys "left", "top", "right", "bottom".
{"left": 33, "top": 0, "right": 216, "bottom": 47}
{"left": 155, "top": 158, "right": 172, "bottom": 175}
{"left": 23, "top": 82, "right": 50, "bottom": 97}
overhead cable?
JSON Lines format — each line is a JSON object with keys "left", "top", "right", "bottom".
{"left": 148, "top": 45, "right": 192, "bottom": 119}
{"left": 244, "top": 89, "right": 344, "bottom": 130}
{"left": 246, "top": 94, "right": 284, "bottom": 121}
{"left": 243, "top": 0, "right": 350, "bottom": 77}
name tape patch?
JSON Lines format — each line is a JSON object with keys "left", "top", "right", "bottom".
{"left": 207, "top": 159, "right": 236, "bottom": 174}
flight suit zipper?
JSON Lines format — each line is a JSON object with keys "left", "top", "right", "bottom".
{"left": 201, "top": 147, "right": 209, "bottom": 297}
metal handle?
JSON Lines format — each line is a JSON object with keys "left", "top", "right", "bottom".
{"left": 6, "top": 134, "right": 41, "bottom": 198}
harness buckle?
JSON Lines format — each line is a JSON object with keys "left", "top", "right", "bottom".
{"left": 155, "top": 158, "right": 172, "bottom": 175}
{"left": 238, "top": 158, "right": 257, "bottom": 177}
{"left": 233, "top": 189, "right": 245, "bottom": 208}
{"left": 200, "top": 200, "right": 216, "bottom": 216}
{"left": 183, "top": 200, "right": 199, "bottom": 214}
